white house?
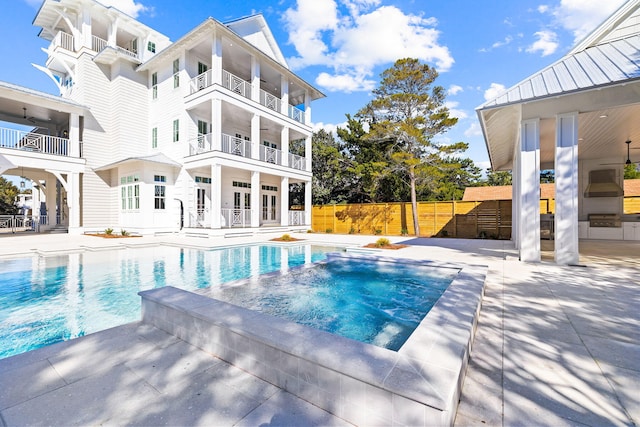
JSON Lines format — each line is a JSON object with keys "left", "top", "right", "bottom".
{"left": 477, "top": 0, "right": 640, "bottom": 264}
{"left": 0, "top": 0, "right": 324, "bottom": 236}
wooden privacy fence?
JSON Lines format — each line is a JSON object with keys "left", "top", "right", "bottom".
{"left": 312, "top": 200, "right": 513, "bottom": 239}
{"left": 312, "top": 196, "right": 640, "bottom": 239}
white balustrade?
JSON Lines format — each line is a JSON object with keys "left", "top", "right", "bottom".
{"left": 288, "top": 210, "right": 305, "bottom": 226}
{"left": 0, "top": 127, "right": 73, "bottom": 157}
{"left": 222, "top": 70, "right": 251, "bottom": 99}
{"left": 260, "top": 89, "right": 281, "bottom": 112}
{"left": 221, "top": 209, "right": 252, "bottom": 227}
{"left": 221, "top": 134, "right": 251, "bottom": 157}
{"left": 92, "top": 35, "right": 107, "bottom": 52}
{"left": 189, "top": 69, "right": 214, "bottom": 94}
{"left": 288, "top": 153, "right": 305, "bottom": 170}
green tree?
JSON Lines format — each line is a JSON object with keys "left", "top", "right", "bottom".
{"left": 0, "top": 177, "right": 19, "bottom": 215}
{"left": 484, "top": 169, "right": 512, "bottom": 186}
{"left": 311, "top": 129, "right": 349, "bottom": 205}
{"left": 624, "top": 163, "right": 640, "bottom": 179}
{"left": 356, "top": 58, "right": 458, "bottom": 235}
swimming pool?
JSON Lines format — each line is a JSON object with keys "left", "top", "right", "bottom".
{"left": 0, "top": 244, "right": 336, "bottom": 359}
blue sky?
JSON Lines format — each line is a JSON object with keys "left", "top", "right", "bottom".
{"left": 0, "top": 0, "right": 628, "bottom": 172}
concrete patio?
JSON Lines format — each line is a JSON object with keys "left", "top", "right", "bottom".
{"left": 0, "top": 233, "right": 637, "bottom": 426}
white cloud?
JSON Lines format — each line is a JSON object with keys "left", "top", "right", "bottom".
{"left": 316, "top": 72, "right": 375, "bottom": 92}
{"left": 537, "top": 5, "right": 550, "bottom": 13}
{"left": 448, "top": 84, "right": 463, "bottom": 96}
{"left": 549, "top": 0, "right": 627, "bottom": 42}
{"left": 312, "top": 121, "right": 348, "bottom": 135}
{"left": 464, "top": 122, "right": 482, "bottom": 138}
{"left": 445, "top": 101, "right": 467, "bottom": 120}
{"left": 526, "top": 30, "right": 558, "bottom": 56}
{"left": 484, "top": 83, "right": 507, "bottom": 101}
{"left": 284, "top": 0, "right": 454, "bottom": 92}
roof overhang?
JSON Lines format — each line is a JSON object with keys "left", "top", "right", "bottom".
{"left": 95, "top": 153, "right": 181, "bottom": 171}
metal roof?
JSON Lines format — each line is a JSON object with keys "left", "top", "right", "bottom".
{"left": 478, "top": 34, "right": 640, "bottom": 110}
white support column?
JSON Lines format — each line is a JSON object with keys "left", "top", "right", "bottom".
{"left": 251, "top": 114, "right": 260, "bottom": 160}
{"left": 280, "top": 176, "right": 289, "bottom": 226}
{"left": 304, "top": 180, "right": 312, "bottom": 226}
{"left": 211, "top": 164, "right": 222, "bottom": 229}
{"left": 107, "top": 17, "right": 119, "bottom": 48}
{"left": 80, "top": 5, "right": 92, "bottom": 50}
{"left": 281, "top": 77, "right": 289, "bottom": 116}
{"left": 69, "top": 113, "right": 80, "bottom": 157}
{"left": 304, "top": 90, "right": 311, "bottom": 125}
{"left": 519, "top": 119, "right": 541, "bottom": 262}
{"left": 211, "top": 98, "right": 222, "bottom": 152}
{"left": 512, "top": 145, "right": 521, "bottom": 249}
{"left": 211, "top": 34, "right": 222, "bottom": 85}
{"left": 251, "top": 171, "right": 261, "bottom": 228}
{"left": 67, "top": 172, "right": 81, "bottom": 234}
{"left": 304, "top": 135, "right": 312, "bottom": 172}
{"left": 554, "top": 112, "right": 580, "bottom": 265}
{"left": 251, "top": 56, "right": 260, "bottom": 103}
{"left": 281, "top": 127, "right": 289, "bottom": 167}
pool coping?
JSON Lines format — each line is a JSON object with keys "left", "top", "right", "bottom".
{"left": 139, "top": 253, "right": 488, "bottom": 426}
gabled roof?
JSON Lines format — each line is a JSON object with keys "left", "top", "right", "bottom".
{"left": 478, "top": 34, "right": 640, "bottom": 110}
{"left": 225, "top": 14, "right": 288, "bottom": 69}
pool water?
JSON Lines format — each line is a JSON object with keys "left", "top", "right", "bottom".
{"left": 209, "top": 256, "right": 458, "bottom": 351}
{"left": 0, "top": 244, "right": 335, "bottom": 359}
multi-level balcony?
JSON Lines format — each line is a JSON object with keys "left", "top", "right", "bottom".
{"left": 188, "top": 133, "right": 306, "bottom": 171}
{"left": 189, "top": 70, "right": 306, "bottom": 124}
{"left": 49, "top": 31, "right": 140, "bottom": 62}
{"left": 0, "top": 127, "right": 76, "bottom": 157}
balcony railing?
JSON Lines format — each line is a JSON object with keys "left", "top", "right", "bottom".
{"left": 259, "top": 145, "right": 281, "bottom": 165}
{"left": 222, "top": 70, "right": 251, "bottom": 99}
{"left": 92, "top": 35, "right": 107, "bottom": 53}
{"left": 188, "top": 70, "right": 306, "bottom": 125}
{"left": 189, "top": 69, "right": 214, "bottom": 94}
{"left": 221, "top": 208, "right": 252, "bottom": 227}
{"left": 288, "top": 105, "right": 305, "bottom": 123}
{"left": 0, "top": 215, "right": 49, "bottom": 233}
{"left": 288, "top": 153, "right": 305, "bottom": 171}
{"left": 260, "top": 89, "right": 281, "bottom": 112}
{"left": 222, "top": 134, "right": 251, "bottom": 157}
{"left": 187, "top": 132, "right": 307, "bottom": 170}
{"left": 52, "top": 31, "right": 74, "bottom": 51}
{"left": 288, "top": 210, "right": 305, "bottom": 226}
{"left": 0, "top": 127, "right": 73, "bottom": 157}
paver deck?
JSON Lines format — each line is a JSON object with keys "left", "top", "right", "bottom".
{"left": 0, "top": 233, "right": 637, "bottom": 426}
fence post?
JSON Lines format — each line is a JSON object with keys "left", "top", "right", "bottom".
{"left": 452, "top": 201, "right": 457, "bottom": 238}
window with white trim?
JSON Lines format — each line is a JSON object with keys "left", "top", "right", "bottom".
{"left": 172, "top": 119, "right": 179, "bottom": 142}
{"left": 173, "top": 59, "right": 180, "bottom": 88}
{"left": 120, "top": 174, "right": 140, "bottom": 211}
{"left": 151, "top": 72, "right": 158, "bottom": 99}
{"left": 151, "top": 127, "right": 158, "bottom": 148}
{"left": 154, "top": 175, "right": 166, "bottom": 210}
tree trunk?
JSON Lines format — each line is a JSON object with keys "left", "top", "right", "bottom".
{"left": 410, "top": 170, "right": 420, "bottom": 236}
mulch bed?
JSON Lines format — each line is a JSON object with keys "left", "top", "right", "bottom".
{"left": 87, "top": 234, "right": 140, "bottom": 238}
{"left": 363, "top": 243, "right": 408, "bottom": 250}
{"left": 270, "top": 237, "right": 304, "bottom": 242}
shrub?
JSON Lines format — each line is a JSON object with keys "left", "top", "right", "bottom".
{"left": 375, "top": 237, "right": 391, "bottom": 247}
{"left": 325, "top": 228, "right": 333, "bottom": 233}
{"left": 104, "top": 228, "right": 113, "bottom": 235}
{"left": 120, "top": 229, "right": 129, "bottom": 236}
{"left": 280, "top": 234, "right": 292, "bottom": 241}
{"left": 374, "top": 229, "right": 382, "bottom": 235}
{"left": 401, "top": 228, "right": 409, "bottom": 236}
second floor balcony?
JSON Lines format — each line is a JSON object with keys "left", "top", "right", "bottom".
{"left": 188, "top": 133, "right": 307, "bottom": 171}
{"left": 189, "top": 70, "right": 306, "bottom": 125}
{"left": 0, "top": 127, "right": 77, "bottom": 157}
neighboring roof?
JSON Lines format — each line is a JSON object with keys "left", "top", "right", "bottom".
{"left": 224, "top": 14, "right": 288, "bottom": 69}
{"left": 94, "top": 153, "right": 181, "bottom": 171}
{"left": 462, "top": 180, "right": 640, "bottom": 201}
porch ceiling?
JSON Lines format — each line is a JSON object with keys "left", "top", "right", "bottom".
{"left": 478, "top": 80, "right": 640, "bottom": 171}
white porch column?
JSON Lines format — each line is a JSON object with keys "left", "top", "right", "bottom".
{"left": 304, "top": 135, "right": 312, "bottom": 172}
{"left": 251, "top": 56, "right": 260, "bottom": 103}
{"left": 211, "top": 34, "right": 222, "bottom": 85}
{"left": 304, "top": 90, "right": 311, "bottom": 125}
{"left": 251, "top": 114, "right": 260, "bottom": 160}
{"left": 280, "top": 176, "right": 289, "bottom": 226}
{"left": 67, "top": 172, "right": 81, "bottom": 234}
{"left": 519, "top": 119, "right": 541, "bottom": 262}
{"left": 281, "top": 127, "right": 289, "bottom": 167}
{"left": 69, "top": 113, "right": 80, "bottom": 157}
{"left": 554, "top": 112, "right": 580, "bottom": 265}
{"left": 211, "top": 164, "right": 222, "bottom": 229}
{"left": 79, "top": 5, "right": 92, "bottom": 50}
{"left": 251, "top": 171, "right": 261, "bottom": 227}
{"left": 211, "top": 98, "right": 222, "bottom": 152}
{"left": 512, "top": 144, "right": 521, "bottom": 249}
{"left": 304, "top": 180, "right": 312, "bottom": 226}
{"left": 281, "top": 77, "right": 289, "bottom": 116}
